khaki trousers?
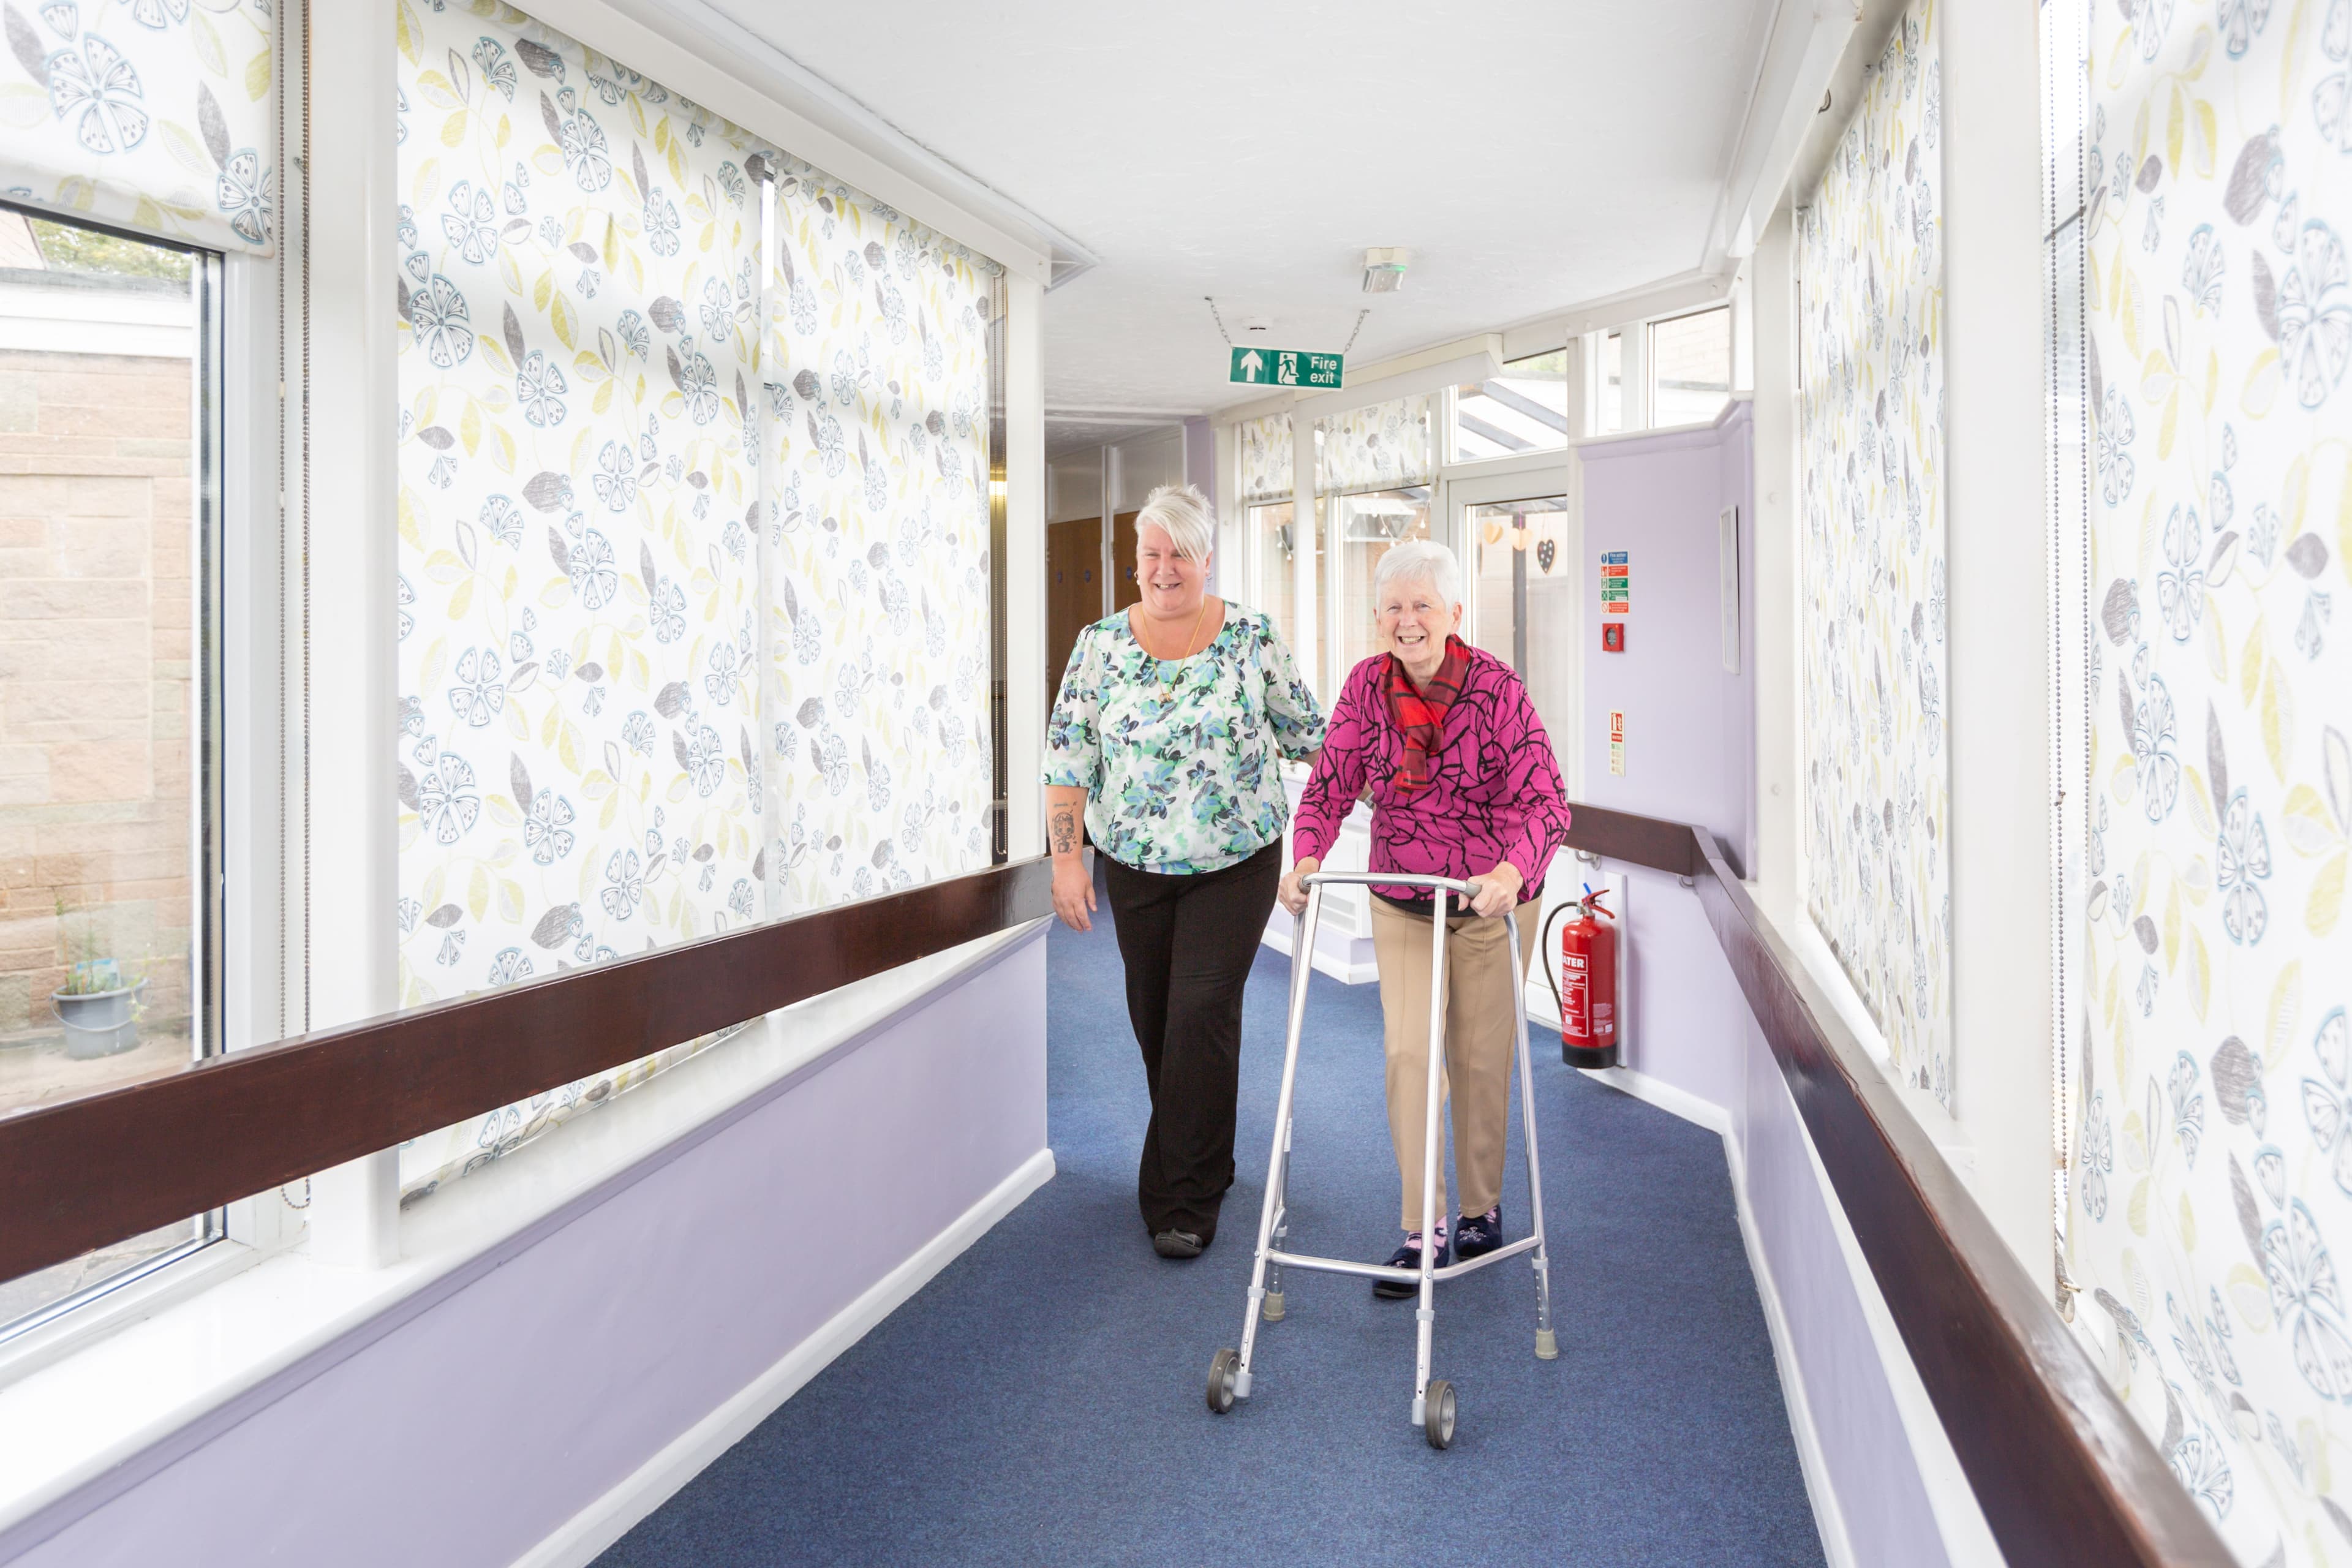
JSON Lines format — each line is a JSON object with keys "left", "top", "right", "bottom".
{"left": 1369, "top": 894, "right": 1541, "bottom": 1231}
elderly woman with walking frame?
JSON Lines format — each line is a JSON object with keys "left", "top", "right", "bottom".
{"left": 1280, "top": 538, "right": 1570, "bottom": 1294}
{"left": 1043, "top": 484, "right": 1324, "bottom": 1262}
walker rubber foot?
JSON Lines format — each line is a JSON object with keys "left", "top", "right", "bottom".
{"left": 1535, "top": 1329, "right": 1559, "bottom": 1361}
{"left": 1262, "top": 1291, "right": 1285, "bottom": 1322}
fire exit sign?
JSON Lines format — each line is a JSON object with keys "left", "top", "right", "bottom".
{"left": 1230, "top": 347, "right": 1343, "bottom": 388}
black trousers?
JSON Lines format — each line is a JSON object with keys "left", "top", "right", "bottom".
{"left": 1099, "top": 840, "right": 1283, "bottom": 1243}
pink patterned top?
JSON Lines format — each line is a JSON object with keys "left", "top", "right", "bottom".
{"left": 1292, "top": 644, "right": 1572, "bottom": 906}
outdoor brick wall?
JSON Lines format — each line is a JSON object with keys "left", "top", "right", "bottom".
{"left": 0, "top": 342, "right": 194, "bottom": 1043}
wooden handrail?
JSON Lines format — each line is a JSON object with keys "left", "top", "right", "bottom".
{"left": 0, "top": 858, "right": 1052, "bottom": 1286}
{"left": 1562, "top": 803, "right": 2225, "bottom": 1567}
{"left": 0, "top": 803, "right": 2235, "bottom": 1564}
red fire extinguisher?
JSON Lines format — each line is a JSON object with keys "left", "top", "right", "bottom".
{"left": 1542, "top": 885, "right": 1618, "bottom": 1069}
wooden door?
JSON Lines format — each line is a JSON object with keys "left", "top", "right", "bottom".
{"left": 1111, "top": 510, "right": 1140, "bottom": 611}
{"left": 1046, "top": 518, "right": 1101, "bottom": 711}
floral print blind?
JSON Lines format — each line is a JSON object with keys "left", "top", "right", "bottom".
{"left": 1317, "top": 394, "right": 1433, "bottom": 495}
{"left": 0, "top": 0, "right": 274, "bottom": 253}
{"left": 1796, "top": 0, "right": 1952, "bottom": 1109}
{"left": 758, "top": 152, "right": 997, "bottom": 913}
{"left": 393, "top": 2, "right": 993, "bottom": 1197}
{"left": 1238, "top": 411, "right": 1292, "bottom": 504}
{"left": 2064, "top": 2, "right": 2352, "bottom": 1556}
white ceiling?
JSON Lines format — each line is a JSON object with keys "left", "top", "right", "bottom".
{"left": 700, "top": 0, "right": 1773, "bottom": 422}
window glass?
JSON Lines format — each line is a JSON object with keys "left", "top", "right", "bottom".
{"left": 1453, "top": 349, "right": 1569, "bottom": 460}
{"left": 1252, "top": 502, "right": 1297, "bottom": 657}
{"left": 1333, "top": 488, "right": 1431, "bottom": 678}
{"left": 1467, "top": 497, "right": 1574, "bottom": 742}
{"left": 0, "top": 205, "right": 217, "bottom": 1333}
{"left": 1650, "top": 305, "right": 1733, "bottom": 427}
{"left": 1305, "top": 498, "right": 1328, "bottom": 698}
{"left": 1597, "top": 331, "right": 1624, "bottom": 433}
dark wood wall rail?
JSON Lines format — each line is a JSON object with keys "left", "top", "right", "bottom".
{"left": 1559, "top": 800, "right": 2227, "bottom": 1567}
{"left": 0, "top": 858, "right": 1052, "bottom": 1287}
{"left": 0, "top": 804, "right": 2231, "bottom": 1564}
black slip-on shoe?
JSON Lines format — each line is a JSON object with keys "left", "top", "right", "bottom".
{"left": 1453, "top": 1205, "right": 1503, "bottom": 1259}
{"left": 1152, "top": 1229, "right": 1205, "bottom": 1259}
{"left": 1371, "top": 1234, "right": 1450, "bottom": 1298}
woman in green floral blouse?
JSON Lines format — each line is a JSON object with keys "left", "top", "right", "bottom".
{"left": 1043, "top": 483, "right": 1324, "bottom": 1260}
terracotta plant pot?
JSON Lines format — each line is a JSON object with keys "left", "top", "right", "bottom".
{"left": 53, "top": 980, "right": 146, "bottom": 1060}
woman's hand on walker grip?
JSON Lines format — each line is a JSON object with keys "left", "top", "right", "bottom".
{"left": 1278, "top": 856, "right": 1321, "bottom": 918}
{"left": 1464, "top": 861, "right": 1523, "bottom": 919}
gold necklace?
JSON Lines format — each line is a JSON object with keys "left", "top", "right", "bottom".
{"left": 1138, "top": 596, "right": 1213, "bottom": 698}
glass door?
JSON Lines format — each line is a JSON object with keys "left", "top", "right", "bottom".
{"left": 1442, "top": 462, "right": 1579, "bottom": 793}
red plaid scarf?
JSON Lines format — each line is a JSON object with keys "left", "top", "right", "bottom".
{"left": 1384, "top": 636, "right": 1471, "bottom": 793}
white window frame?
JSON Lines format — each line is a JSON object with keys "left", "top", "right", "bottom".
{"left": 1439, "top": 459, "right": 1583, "bottom": 799}
{"left": 0, "top": 178, "right": 301, "bottom": 1374}
{"left": 1642, "top": 302, "right": 1740, "bottom": 433}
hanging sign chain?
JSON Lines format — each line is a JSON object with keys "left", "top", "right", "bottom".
{"left": 1204, "top": 296, "right": 1235, "bottom": 348}
{"left": 1208, "top": 298, "right": 1369, "bottom": 356}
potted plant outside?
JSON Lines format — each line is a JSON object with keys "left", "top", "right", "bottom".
{"left": 50, "top": 899, "right": 145, "bottom": 1060}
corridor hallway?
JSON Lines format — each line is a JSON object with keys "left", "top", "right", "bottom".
{"left": 597, "top": 877, "right": 1822, "bottom": 1567}
{"left": 0, "top": 1, "right": 2286, "bottom": 1563}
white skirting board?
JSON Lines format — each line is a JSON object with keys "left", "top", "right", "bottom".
{"left": 512, "top": 1147, "right": 1057, "bottom": 1568}
{"left": 1578, "top": 1066, "right": 1858, "bottom": 1568}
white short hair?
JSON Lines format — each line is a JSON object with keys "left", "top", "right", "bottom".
{"left": 1134, "top": 483, "right": 1215, "bottom": 563}
{"left": 1371, "top": 538, "right": 1463, "bottom": 612}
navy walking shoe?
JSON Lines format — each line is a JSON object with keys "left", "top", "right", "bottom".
{"left": 1372, "top": 1230, "right": 1450, "bottom": 1298}
{"left": 1453, "top": 1205, "right": 1503, "bottom": 1259}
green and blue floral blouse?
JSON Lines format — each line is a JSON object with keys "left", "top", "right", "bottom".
{"left": 1042, "top": 606, "right": 1325, "bottom": 874}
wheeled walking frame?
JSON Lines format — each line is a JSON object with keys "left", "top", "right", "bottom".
{"left": 1204, "top": 872, "right": 1556, "bottom": 1450}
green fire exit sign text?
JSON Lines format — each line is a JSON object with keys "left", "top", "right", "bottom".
{"left": 1229, "top": 348, "right": 1343, "bottom": 388}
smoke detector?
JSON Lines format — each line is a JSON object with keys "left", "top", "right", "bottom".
{"left": 1362, "top": 247, "right": 1410, "bottom": 293}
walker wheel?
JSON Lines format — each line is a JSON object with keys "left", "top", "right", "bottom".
{"left": 1423, "top": 1379, "right": 1457, "bottom": 1449}
{"left": 1207, "top": 1348, "right": 1240, "bottom": 1415}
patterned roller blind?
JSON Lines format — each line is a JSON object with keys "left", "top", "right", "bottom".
{"left": 758, "top": 151, "right": 997, "bottom": 917}
{"left": 1317, "top": 394, "right": 1433, "bottom": 494}
{"left": 1797, "top": 0, "right": 1951, "bottom": 1109}
{"left": 0, "top": 0, "right": 275, "bottom": 253}
{"left": 393, "top": 0, "right": 768, "bottom": 1194}
{"left": 390, "top": 2, "right": 996, "bottom": 1197}
{"left": 1238, "top": 410, "right": 1292, "bottom": 503}
{"left": 2063, "top": 0, "right": 2352, "bottom": 1553}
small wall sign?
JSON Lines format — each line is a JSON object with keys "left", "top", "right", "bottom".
{"left": 1600, "top": 548, "right": 1630, "bottom": 615}
{"left": 1608, "top": 709, "right": 1626, "bottom": 776}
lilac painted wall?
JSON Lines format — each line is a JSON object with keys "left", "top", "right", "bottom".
{"left": 1578, "top": 404, "right": 1757, "bottom": 870}
{"left": 6, "top": 933, "right": 1049, "bottom": 1568}
{"left": 1613, "top": 862, "right": 1948, "bottom": 1566}
{"left": 1738, "top": 1006, "right": 1948, "bottom": 1568}
{"left": 1582, "top": 412, "right": 1946, "bottom": 1562}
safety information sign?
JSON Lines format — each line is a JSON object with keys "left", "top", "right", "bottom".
{"left": 1608, "top": 710, "right": 1626, "bottom": 776}
{"left": 1600, "top": 549, "right": 1629, "bottom": 615}
{"left": 1230, "top": 348, "right": 1344, "bottom": 388}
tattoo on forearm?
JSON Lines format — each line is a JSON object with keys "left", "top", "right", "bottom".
{"left": 1050, "top": 807, "right": 1078, "bottom": 856}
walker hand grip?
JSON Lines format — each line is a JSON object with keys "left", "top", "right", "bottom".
{"left": 1299, "top": 870, "right": 1481, "bottom": 899}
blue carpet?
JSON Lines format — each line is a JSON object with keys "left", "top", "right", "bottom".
{"left": 597, "top": 881, "right": 1825, "bottom": 1567}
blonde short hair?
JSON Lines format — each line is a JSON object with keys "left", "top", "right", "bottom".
{"left": 1134, "top": 483, "right": 1215, "bottom": 563}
